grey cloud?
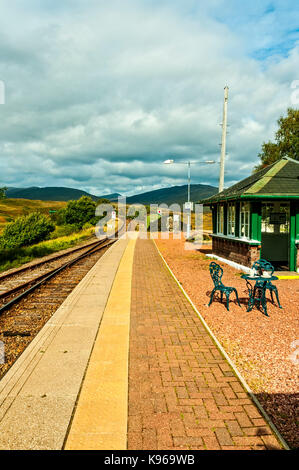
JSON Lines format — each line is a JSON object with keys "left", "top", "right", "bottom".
{"left": 0, "top": 1, "right": 298, "bottom": 195}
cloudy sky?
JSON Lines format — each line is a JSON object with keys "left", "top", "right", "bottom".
{"left": 0, "top": 0, "right": 298, "bottom": 196}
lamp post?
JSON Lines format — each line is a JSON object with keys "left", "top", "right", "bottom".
{"left": 163, "top": 159, "right": 215, "bottom": 239}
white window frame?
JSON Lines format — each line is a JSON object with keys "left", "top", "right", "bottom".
{"left": 217, "top": 204, "right": 224, "bottom": 234}
{"left": 240, "top": 202, "right": 250, "bottom": 239}
{"left": 262, "top": 202, "right": 290, "bottom": 234}
{"left": 227, "top": 203, "right": 236, "bottom": 236}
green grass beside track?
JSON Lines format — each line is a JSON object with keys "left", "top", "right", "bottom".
{"left": 0, "top": 227, "right": 95, "bottom": 273}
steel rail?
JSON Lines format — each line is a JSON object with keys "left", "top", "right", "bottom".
{"left": 0, "top": 237, "right": 109, "bottom": 301}
{"left": 0, "top": 237, "right": 101, "bottom": 282}
{"left": 0, "top": 218, "right": 125, "bottom": 315}
{"left": 0, "top": 238, "right": 115, "bottom": 315}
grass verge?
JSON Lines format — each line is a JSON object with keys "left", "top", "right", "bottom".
{"left": 0, "top": 227, "right": 95, "bottom": 273}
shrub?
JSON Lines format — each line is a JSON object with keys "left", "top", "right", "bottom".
{"left": 0, "top": 212, "right": 55, "bottom": 249}
{"left": 63, "top": 196, "right": 98, "bottom": 229}
{"left": 49, "top": 224, "right": 80, "bottom": 239}
{"left": 82, "top": 222, "right": 93, "bottom": 230}
{"left": 49, "top": 208, "right": 67, "bottom": 226}
{"left": 0, "top": 226, "right": 94, "bottom": 272}
{"left": 96, "top": 198, "right": 110, "bottom": 204}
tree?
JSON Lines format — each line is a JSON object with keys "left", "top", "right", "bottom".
{"left": 0, "top": 212, "right": 55, "bottom": 249}
{"left": 96, "top": 198, "right": 110, "bottom": 204}
{"left": 255, "top": 108, "right": 299, "bottom": 171}
{"left": 63, "top": 196, "right": 98, "bottom": 228}
{"left": 0, "top": 187, "right": 7, "bottom": 199}
{"left": 49, "top": 207, "right": 67, "bottom": 226}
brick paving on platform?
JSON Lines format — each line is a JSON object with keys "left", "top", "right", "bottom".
{"left": 127, "top": 238, "right": 283, "bottom": 450}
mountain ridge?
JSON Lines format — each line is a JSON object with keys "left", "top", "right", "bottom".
{"left": 4, "top": 183, "right": 218, "bottom": 205}
{"left": 5, "top": 186, "right": 120, "bottom": 202}
{"left": 124, "top": 183, "right": 217, "bottom": 206}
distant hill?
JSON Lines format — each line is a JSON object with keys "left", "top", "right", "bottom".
{"left": 3, "top": 184, "right": 217, "bottom": 206}
{"left": 0, "top": 198, "right": 66, "bottom": 232}
{"left": 5, "top": 187, "right": 121, "bottom": 202}
{"left": 125, "top": 184, "right": 218, "bottom": 206}
{"left": 101, "top": 193, "right": 122, "bottom": 201}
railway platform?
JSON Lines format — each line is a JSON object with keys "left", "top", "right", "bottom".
{"left": 0, "top": 235, "right": 287, "bottom": 450}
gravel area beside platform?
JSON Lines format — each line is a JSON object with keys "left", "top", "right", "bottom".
{"left": 155, "top": 236, "right": 299, "bottom": 449}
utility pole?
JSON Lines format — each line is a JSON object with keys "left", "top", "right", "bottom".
{"left": 219, "top": 86, "right": 228, "bottom": 193}
{"left": 187, "top": 161, "right": 191, "bottom": 239}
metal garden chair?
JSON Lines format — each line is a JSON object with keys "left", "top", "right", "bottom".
{"left": 208, "top": 262, "right": 241, "bottom": 311}
{"left": 251, "top": 259, "right": 282, "bottom": 309}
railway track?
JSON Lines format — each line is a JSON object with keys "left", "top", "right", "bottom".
{"left": 0, "top": 231, "right": 120, "bottom": 379}
{"left": 0, "top": 237, "right": 114, "bottom": 311}
{"left": 0, "top": 237, "right": 115, "bottom": 314}
{"left": 0, "top": 237, "right": 103, "bottom": 293}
